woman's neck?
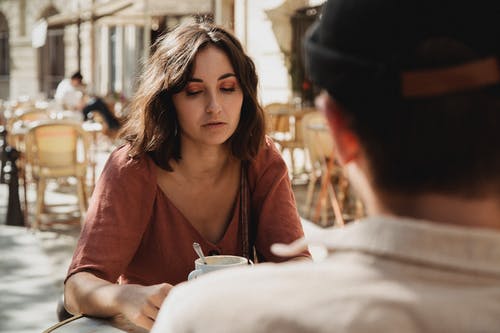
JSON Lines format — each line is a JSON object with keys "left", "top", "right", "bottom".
{"left": 171, "top": 142, "right": 237, "bottom": 183}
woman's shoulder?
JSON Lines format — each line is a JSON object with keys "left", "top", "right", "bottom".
{"left": 252, "top": 136, "right": 285, "bottom": 165}
{"left": 103, "top": 143, "right": 156, "bottom": 181}
{"left": 247, "top": 136, "right": 288, "bottom": 179}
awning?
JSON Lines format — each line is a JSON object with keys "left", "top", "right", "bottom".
{"left": 46, "top": 12, "right": 80, "bottom": 28}
{"left": 92, "top": 0, "right": 135, "bottom": 20}
{"left": 35, "top": 0, "right": 213, "bottom": 47}
{"left": 96, "top": 0, "right": 213, "bottom": 26}
{"left": 45, "top": 0, "right": 134, "bottom": 27}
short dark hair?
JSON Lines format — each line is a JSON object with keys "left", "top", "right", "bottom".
{"left": 71, "top": 71, "right": 83, "bottom": 81}
{"left": 340, "top": 39, "right": 500, "bottom": 197}
{"left": 306, "top": 0, "right": 500, "bottom": 197}
{"left": 121, "top": 22, "right": 265, "bottom": 171}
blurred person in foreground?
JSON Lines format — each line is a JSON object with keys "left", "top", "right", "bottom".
{"left": 151, "top": 0, "right": 500, "bottom": 332}
{"left": 63, "top": 21, "right": 310, "bottom": 330}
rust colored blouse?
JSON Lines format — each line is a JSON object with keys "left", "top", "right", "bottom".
{"left": 67, "top": 138, "right": 310, "bottom": 286}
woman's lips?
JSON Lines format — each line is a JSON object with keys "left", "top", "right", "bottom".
{"left": 202, "top": 121, "right": 226, "bottom": 128}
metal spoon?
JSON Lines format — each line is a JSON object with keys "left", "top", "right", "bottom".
{"left": 193, "top": 242, "right": 207, "bottom": 264}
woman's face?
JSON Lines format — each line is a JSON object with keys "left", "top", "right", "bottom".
{"left": 172, "top": 45, "right": 244, "bottom": 147}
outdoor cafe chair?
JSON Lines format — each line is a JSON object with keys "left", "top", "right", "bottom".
{"left": 264, "top": 102, "right": 314, "bottom": 178}
{"left": 5, "top": 108, "right": 52, "bottom": 217}
{"left": 301, "top": 111, "right": 348, "bottom": 227}
{"left": 6, "top": 108, "right": 51, "bottom": 146}
{"left": 24, "top": 120, "right": 90, "bottom": 229}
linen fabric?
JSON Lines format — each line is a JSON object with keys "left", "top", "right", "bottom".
{"left": 66, "top": 138, "right": 309, "bottom": 286}
{"left": 153, "top": 216, "right": 500, "bottom": 333}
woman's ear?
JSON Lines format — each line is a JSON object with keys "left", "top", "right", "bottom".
{"left": 318, "top": 94, "right": 361, "bottom": 165}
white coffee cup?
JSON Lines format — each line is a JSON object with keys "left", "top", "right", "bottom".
{"left": 188, "top": 255, "right": 252, "bottom": 280}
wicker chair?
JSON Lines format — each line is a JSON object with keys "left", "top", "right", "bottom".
{"left": 24, "top": 120, "right": 90, "bottom": 229}
{"left": 264, "top": 103, "right": 314, "bottom": 177}
{"left": 301, "top": 112, "right": 348, "bottom": 226}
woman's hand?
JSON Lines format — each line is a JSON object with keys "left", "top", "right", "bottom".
{"left": 65, "top": 273, "right": 173, "bottom": 331}
{"left": 117, "top": 283, "right": 173, "bottom": 329}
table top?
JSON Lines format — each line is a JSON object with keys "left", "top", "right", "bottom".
{"left": 44, "top": 315, "right": 147, "bottom": 333}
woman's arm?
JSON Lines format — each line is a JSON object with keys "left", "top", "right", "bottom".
{"left": 65, "top": 272, "right": 172, "bottom": 329}
{"left": 250, "top": 138, "right": 312, "bottom": 261}
{"left": 64, "top": 147, "right": 161, "bottom": 328}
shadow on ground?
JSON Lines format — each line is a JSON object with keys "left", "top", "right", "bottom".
{"left": 0, "top": 226, "right": 64, "bottom": 332}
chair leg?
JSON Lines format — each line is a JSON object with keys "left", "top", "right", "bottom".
{"left": 320, "top": 195, "right": 328, "bottom": 227}
{"left": 338, "top": 175, "right": 350, "bottom": 212}
{"left": 35, "top": 178, "right": 46, "bottom": 229}
{"left": 303, "top": 171, "right": 318, "bottom": 217}
{"left": 76, "top": 176, "right": 87, "bottom": 224}
{"left": 313, "top": 166, "right": 330, "bottom": 224}
{"left": 327, "top": 181, "right": 345, "bottom": 227}
{"left": 21, "top": 162, "right": 29, "bottom": 224}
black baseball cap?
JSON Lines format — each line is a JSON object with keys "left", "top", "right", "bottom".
{"left": 305, "top": 0, "right": 500, "bottom": 104}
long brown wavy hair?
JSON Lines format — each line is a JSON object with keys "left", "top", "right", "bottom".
{"left": 120, "top": 21, "right": 265, "bottom": 171}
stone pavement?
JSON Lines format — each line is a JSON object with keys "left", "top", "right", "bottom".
{"left": 0, "top": 148, "right": 110, "bottom": 332}
{"left": 0, "top": 225, "right": 65, "bottom": 332}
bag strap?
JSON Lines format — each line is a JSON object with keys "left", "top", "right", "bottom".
{"left": 240, "top": 161, "right": 254, "bottom": 262}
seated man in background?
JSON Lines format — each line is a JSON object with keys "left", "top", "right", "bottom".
{"left": 81, "top": 95, "right": 121, "bottom": 134}
{"left": 54, "top": 71, "right": 86, "bottom": 111}
{"left": 151, "top": 0, "right": 500, "bottom": 332}
{"left": 55, "top": 71, "right": 121, "bottom": 132}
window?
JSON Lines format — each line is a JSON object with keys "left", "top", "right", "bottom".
{"left": 37, "top": 6, "right": 65, "bottom": 98}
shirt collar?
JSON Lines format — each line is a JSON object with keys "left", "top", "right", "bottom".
{"left": 301, "top": 215, "right": 500, "bottom": 277}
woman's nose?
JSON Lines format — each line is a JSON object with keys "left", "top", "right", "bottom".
{"left": 206, "top": 94, "right": 222, "bottom": 113}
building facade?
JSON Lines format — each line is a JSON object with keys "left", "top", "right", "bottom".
{"left": 0, "top": 0, "right": 323, "bottom": 107}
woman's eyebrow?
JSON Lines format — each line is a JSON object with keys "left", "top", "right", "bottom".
{"left": 187, "top": 73, "right": 236, "bottom": 83}
{"left": 218, "top": 73, "right": 236, "bottom": 80}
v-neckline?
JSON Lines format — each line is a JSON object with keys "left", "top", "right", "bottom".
{"left": 155, "top": 185, "right": 240, "bottom": 247}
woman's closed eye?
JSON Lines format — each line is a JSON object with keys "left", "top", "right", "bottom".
{"left": 184, "top": 81, "right": 238, "bottom": 96}
{"left": 185, "top": 88, "right": 234, "bottom": 96}
{"left": 185, "top": 82, "right": 203, "bottom": 96}
{"left": 221, "top": 87, "right": 236, "bottom": 93}
{"left": 186, "top": 89, "right": 202, "bottom": 96}
{"left": 220, "top": 82, "right": 238, "bottom": 93}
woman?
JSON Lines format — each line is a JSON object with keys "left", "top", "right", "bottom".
{"left": 64, "top": 21, "right": 310, "bottom": 329}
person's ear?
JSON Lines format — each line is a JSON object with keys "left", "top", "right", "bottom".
{"left": 319, "top": 94, "right": 360, "bottom": 165}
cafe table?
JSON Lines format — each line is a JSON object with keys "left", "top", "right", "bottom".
{"left": 43, "top": 315, "right": 147, "bottom": 333}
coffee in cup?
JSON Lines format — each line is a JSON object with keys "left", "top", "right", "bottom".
{"left": 188, "top": 255, "right": 252, "bottom": 280}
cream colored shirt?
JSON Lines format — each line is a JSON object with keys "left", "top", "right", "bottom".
{"left": 54, "top": 79, "right": 83, "bottom": 110}
{"left": 152, "top": 216, "right": 500, "bottom": 333}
